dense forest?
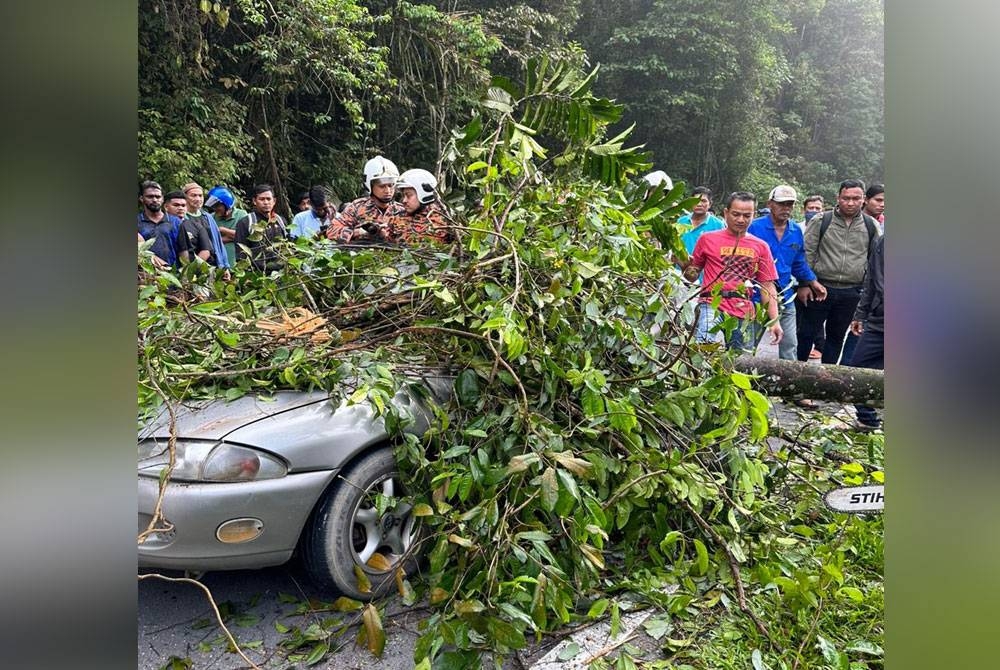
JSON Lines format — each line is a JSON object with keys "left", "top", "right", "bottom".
{"left": 138, "top": 0, "right": 883, "bottom": 215}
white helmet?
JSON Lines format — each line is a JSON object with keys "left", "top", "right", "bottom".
{"left": 396, "top": 168, "right": 438, "bottom": 205}
{"left": 363, "top": 155, "right": 400, "bottom": 195}
{"left": 642, "top": 170, "right": 673, "bottom": 192}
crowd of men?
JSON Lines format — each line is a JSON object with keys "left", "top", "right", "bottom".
{"left": 137, "top": 156, "right": 454, "bottom": 277}
{"left": 138, "top": 160, "right": 884, "bottom": 430}
{"left": 669, "top": 175, "right": 885, "bottom": 430}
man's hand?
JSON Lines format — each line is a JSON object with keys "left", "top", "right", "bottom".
{"left": 850, "top": 320, "right": 864, "bottom": 336}
{"left": 809, "top": 280, "right": 828, "bottom": 301}
{"left": 767, "top": 321, "right": 783, "bottom": 345}
{"left": 796, "top": 285, "right": 814, "bottom": 304}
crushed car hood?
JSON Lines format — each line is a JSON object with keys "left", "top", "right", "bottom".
{"left": 139, "top": 391, "right": 332, "bottom": 441}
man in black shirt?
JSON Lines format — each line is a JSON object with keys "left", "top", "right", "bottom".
{"left": 175, "top": 203, "right": 218, "bottom": 267}
{"left": 234, "top": 183, "right": 289, "bottom": 273}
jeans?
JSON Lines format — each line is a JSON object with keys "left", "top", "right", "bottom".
{"left": 696, "top": 302, "right": 760, "bottom": 353}
{"left": 846, "top": 327, "right": 884, "bottom": 425}
{"left": 777, "top": 300, "right": 797, "bottom": 360}
{"left": 694, "top": 302, "right": 721, "bottom": 344}
{"left": 796, "top": 286, "right": 862, "bottom": 364}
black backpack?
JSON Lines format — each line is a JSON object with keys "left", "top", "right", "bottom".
{"left": 816, "top": 210, "right": 879, "bottom": 258}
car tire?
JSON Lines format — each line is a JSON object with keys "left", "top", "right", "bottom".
{"left": 302, "top": 447, "right": 422, "bottom": 599}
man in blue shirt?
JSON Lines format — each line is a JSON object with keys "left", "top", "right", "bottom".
{"left": 137, "top": 181, "right": 180, "bottom": 269}
{"left": 290, "top": 186, "right": 333, "bottom": 240}
{"left": 676, "top": 186, "right": 725, "bottom": 343}
{"left": 748, "top": 185, "right": 827, "bottom": 360}
{"left": 677, "top": 186, "right": 725, "bottom": 257}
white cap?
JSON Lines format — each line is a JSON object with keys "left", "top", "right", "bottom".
{"left": 768, "top": 185, "right": 798, "bottom": 203}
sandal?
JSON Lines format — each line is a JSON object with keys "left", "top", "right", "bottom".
{"left": 808, "top": 348, "right": 822, "bottom": 359}
{"left": 795, "top": 398, "right": 819, "bottom": 409}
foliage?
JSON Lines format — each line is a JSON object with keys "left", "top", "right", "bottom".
{"left": 572, "top": 0, "right": 884, "bottom": 203}
{"left": 139, "top": 57, "right": 882, "bottom": 668}
{"left": 138, "top": 0, "right": 511, "bottom": 213}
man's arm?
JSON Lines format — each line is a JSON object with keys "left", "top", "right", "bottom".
{"left": 850, "top": 237, "right": 881, "bottom": 335}
{"left": 326, "top": 207, "right": 360, "bottom": 242}
{"left": 682, "top": 236, "right": 707, "bottom": 283}
{"left": 758, "top": 280, "right": 783, "bottom": 344}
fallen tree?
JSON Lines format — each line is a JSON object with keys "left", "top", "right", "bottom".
{"left": 139, "top": 57, "right": 883, "bottom": 669}
{"left": 733, "top": 355, "right": 884, "bottom": 407}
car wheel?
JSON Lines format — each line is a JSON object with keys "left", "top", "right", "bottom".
{"left": 303, "top": 447, "right": 422, "bottom": 599}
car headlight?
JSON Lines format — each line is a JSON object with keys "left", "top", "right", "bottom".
{"left": 138, "top": 439, "right": 288, "bottom": 482}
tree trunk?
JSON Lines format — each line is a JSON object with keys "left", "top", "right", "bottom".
{"left": 732, "top": 356, "right": 883, "bottom": 407}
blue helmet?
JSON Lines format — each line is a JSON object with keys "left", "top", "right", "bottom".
{"left": 205, "top": 185, "right": 235, "bottom": 210}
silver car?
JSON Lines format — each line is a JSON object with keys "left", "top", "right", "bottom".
{"left": 138, "top": 373, "right": 453, "bottom": 599}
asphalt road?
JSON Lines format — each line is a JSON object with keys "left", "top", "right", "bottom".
{"left": 138, "top": 564, "right": 429, "bottom": 669}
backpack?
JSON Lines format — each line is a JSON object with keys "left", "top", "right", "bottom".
{"left": 816, "top": 210, "right": 879, "bottom": 258}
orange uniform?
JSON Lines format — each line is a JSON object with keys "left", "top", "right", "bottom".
{"left": 326, "top": 196, "right": 405, "bottom": 243}
{"left": 384, "top": 201, "right": 453, "bottom": 245}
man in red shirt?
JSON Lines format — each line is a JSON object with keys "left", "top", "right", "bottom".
{"left": 683, "top": 191, "right": 783, "bottom": 351}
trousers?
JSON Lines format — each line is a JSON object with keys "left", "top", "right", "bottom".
{"left": 796, "top": 286, "right": 862, "bottom": 364}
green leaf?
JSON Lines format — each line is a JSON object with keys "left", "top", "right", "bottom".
{"left": 556, "top": 469, "right": 580, "bottom": 501}
{"left": 515, "top": 530, "right": 552, "bottom": 542}
{"left": 816, "top": 635, "right": 842, "bottom": 665}
{"left": 730, "top": 372, "right": 751, "bottom": 390}
{"left": 693, "top": 539, "right": 709, "bottom": 575}
{"left": 216, "top": 331, "right": 240, "bottom": 347}
{"left": 487, "top": 618, "right": 526, "bottom": 650}
{"left": 553, "top": 451, "right": 592, "bottom": 476}
{"left": 224, "top": 387, "right": 246, "bottom": 401}
{"left": 441, "top": 445, "right": 470, "bottom": 459}
{"left": 845, "top": 640, "right": 883, "bottom": 656}
{"left": 304, "top": 641, "right": 329, "bottom": 666}
{"left": 557, "top": 641, "right": 581, "bottom": 661}
{"left": 642, "top": 615, "right": 673, "bottom": 640}
{"left": 575, "top": 261, "right": 603, "bottom": 279}
{"left": 581, "top": 388, "right": 605, "bottom": 418}
{"left": 455, "top": 369, "right": 479, "bottom": 407}
{"left": 454, "top": 599, "right": 485, "bottom": 615}
{"left": 587, "top": 598, "right": 610, "bottom": 618}
{"left": 837, "top": 586, "right": 864, "bottom": 602}
{"left": 507, "top": 452, "right": 540, "bottom": 473}
{"left": 448, "top": 534, "right": 475, "bottom": 548}
{"left": 332, "top": 596, "right": 364, "bottom": 611}
{"left": 540, "top": 467, "right": 559, "bottom": 511}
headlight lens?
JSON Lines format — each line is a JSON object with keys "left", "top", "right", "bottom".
{"left": 138, "top": 439, "right": 287, "bottom": 482}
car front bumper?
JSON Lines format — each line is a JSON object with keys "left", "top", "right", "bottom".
{"left": 138, "top": 469, "right": 336, "bottom": 571}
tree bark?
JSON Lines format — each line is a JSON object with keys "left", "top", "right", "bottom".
{"left": 732, "top": 356, "right": 883, "bottom": 407}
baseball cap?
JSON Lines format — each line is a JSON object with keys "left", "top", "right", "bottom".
{"left": 768, "top": 185, "right": 797, "bottom": 203}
